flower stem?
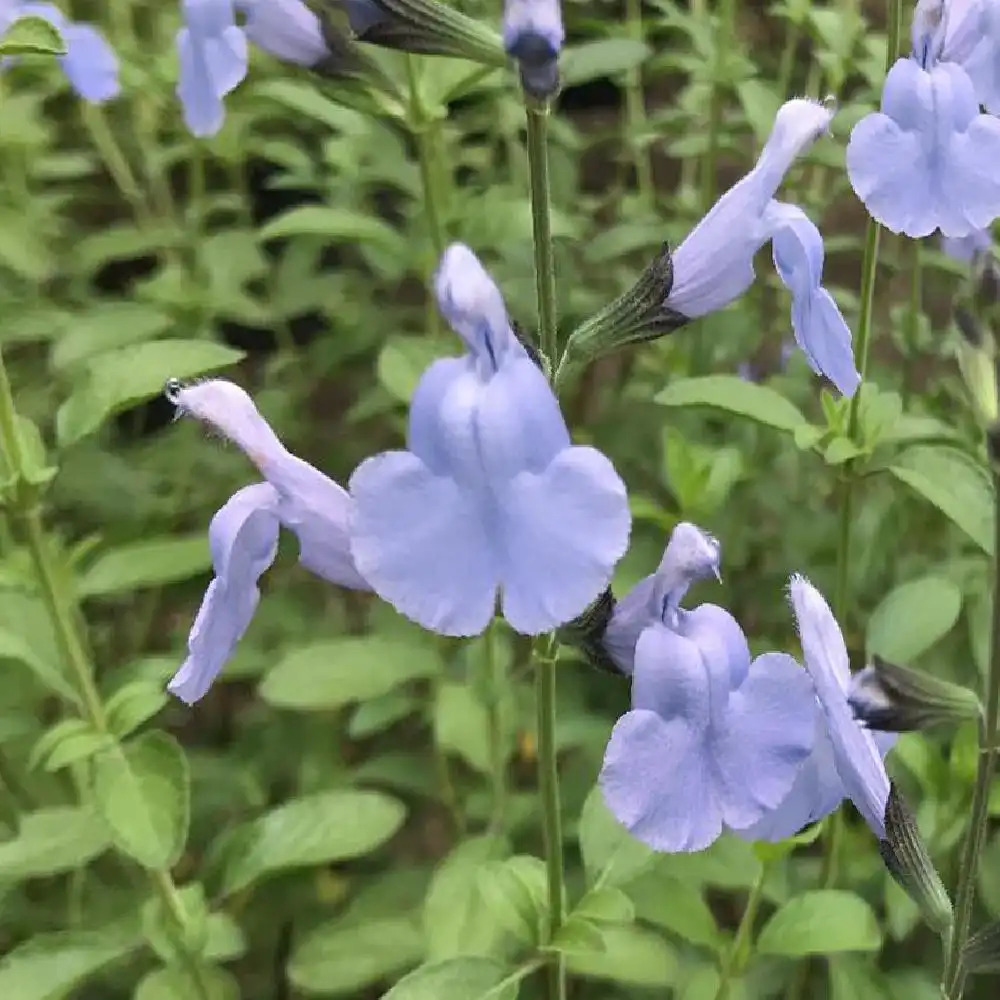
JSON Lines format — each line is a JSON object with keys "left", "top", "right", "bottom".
{"left": 525, "top": 100, "right": 559, "bottom": 368}
{"left": 713, "top": 864, "right": 768, "bottom": 1000}
{"left": 0, "top": 348, "right": 212, "bottom": 1000}
{"left": 485, "top": 622, "right": 507, "bottom": 834}
{"left": 534, "top": 635, "right": 566, "bottom": 1000}
{"left": 942, "top": 465, "right": 1000, "bottom": 998}
{"left": 623, "top": 0, "right": 654, "bottom": 207}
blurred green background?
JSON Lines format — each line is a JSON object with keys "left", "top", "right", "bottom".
{"left": 0, "top": 0, "right": 997, "bottom": 998}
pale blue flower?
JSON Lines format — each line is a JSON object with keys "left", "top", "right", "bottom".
{"left": 177, "top": 0, "right": 328, "bottom": 136}
{"left": 776, "top": 575, "right": 892, "bottom": 838}
{"left": 603, "top": 522, "right": 721, "bottom": 675}
{"left": 0, "top": 1, "right": 119, "bottom": 102}
{"left": 349, "top": 243, "right": 631, "bottom": 637}
{"left": 667, "top": 98, "right": 860, "bottom": 397}
{"left": 846, "top": 0, "right": 1000, "bottom": 239}
{"left": 165, "top": 379, "right": 369, "bottom": 704}
{"left": 941, "top": 227, "right": 992, "bottom": 262}
{"left": 600, "top": 577, "right": 815, "bottom": 853}
{"left": 926, "top": 0, "right": 1000, "bottom": 113}
{"left": 176, "top": 0, "right": 248, "bottom": 137}
{"left": 503, "top": 0, "right": 564, "bottom": 98}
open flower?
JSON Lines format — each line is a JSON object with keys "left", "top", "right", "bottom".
{"left": 0, "top": 1, "right": 119, "bottom": 102}
{"left": 742, "top": 576, "right": 893, "bottom": 841}
{"left": 165, "top": 379, "right": 369, "bottom": 704}
{"left": 666, "top": 98, "right": 859, "bottom": 397}
{"left": 349, "top": 243, "right": 631, "bottom": 637}
{"left": 846, "top": 0, "right": 1000, "bottom": 239}
{"left": 599, "top": 525, "right": 815, "bottom": 853}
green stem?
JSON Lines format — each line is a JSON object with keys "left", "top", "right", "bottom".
{"left": 942, "top": 466, "right": 1000, "bottom": 998}
{"left": 485, "top": 623, "right": 507, "bottom": 834}
{"left": 713, "top": 865, "right": 768, "bottom": 1000}
{"left": 624, "top": 0, "right": 654, "bottom": 207}
{"left": 534, "top": 635, "right": 565, "bottom": 1000}
{"left": 525, "top": 102, "right": 558, "bottom": 368}
{"left": 0, "top": 349, "right": 212, "bottom": 1000}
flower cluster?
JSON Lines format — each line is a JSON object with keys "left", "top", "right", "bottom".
{"left": 600, "top": 523, "right": 894, "bottom": 852}
{"left": 847, "top": 0, "right": 1000, "bottom": 238}
{"left": 166, "top": 243, "right": 631, "bottom": 701}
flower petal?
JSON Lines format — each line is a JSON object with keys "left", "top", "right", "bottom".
{"left": 349, "top": 449, "right": 498, "bottom": 636}
{"left": 58, "top": 22, "right": 120, "bottom": 102}
{"left": 630, "top": 621, "right": 712, "bottom": 725}
{"left": 675, "top": 603, "right": 751, "bottom": 694}
{"left": 713, "top": 651, "right": 816, "bottom": 830}
{"left": 600, "top": 708, "right": 722, "bottom": 853}
{"left": 241, "top": 0, "right": 328, "bottom": 66}
{"left": 168, "top": 483, "right": 280, "bottom": 704}
{"left": 789, "top": 575, "right": 891, "bottom": 837}
{"left": 499, "top": 445, "right": 630, "bottom": 633}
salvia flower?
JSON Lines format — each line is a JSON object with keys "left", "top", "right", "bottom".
{"left": 178, "top": 0, "right": 354, "bottom": 137}
{"left": 599, "top": 523, "right": 815, "bottom": 853}
{"left": 349, "top": 243, "right": 631, "bottom": 637}
{"left": 942, "top": 227, "right": 993, "bottom": 263}
{"left": 503, "top": 0, "right": 564, "bottom": 99}
{"left": 165, "top": 379, "right": 369, "bottom": 704}
{"left": 666, "top": 98, "right": 860, "bottom": 397}
{"left": 771, "top": 576, "right": 892, "bottom": 838}
{"left": 0, "top": 1, "right": 119, "bottom": 102}
{"left": 602, "top": 521, "right": 721, "bottom": 675}
{"left": 846, "top": 0, "right": 1000, "bottom": 238}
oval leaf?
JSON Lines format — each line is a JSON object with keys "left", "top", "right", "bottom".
{"left": 217, "top": 790, "right": 405, "bottom": 896}
{"left": 289, "top": 917, "right": 424, "bottom": 995}
{"left": 757, "top": 890, "right": 882, "bottom": 956}
{"left": 0, "top": 15, "right": 66, "bottom": 55}
{"left": 78, "top": 534, "right": 211, "bottom": 597}
{"left": 561, "top": 39, "right": 650, "bottom": 86}
{"left": 92, "top": 730, "right": 190, "bottom": 870}
{"left": 380, "top": 957, "right": 518, "bottom": 1000}
{"left": 655, "top": 376, "right": 808, "bottom": 433}
{"left": 866, "top": 576, "right": 963, "bottom": 663}
{"left": 889, "top": 446, "right": 994, "bottom": 555}
{"left": 0, "top": 806, "right": 111, "bottom": 878}
{"left": 260, "top": 636, "right": 442, "bottom": 711}
{"left": 56, "top": 339, "right": 244, "bottom": 447}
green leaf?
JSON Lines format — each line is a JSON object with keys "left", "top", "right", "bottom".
{"left": 423, "top": 836, "right": 510, "bottom": 960}
{"left": 29, "top": 718, "right": 110, "bottom": 772}
{"left": 258, "top": 206, "right": 404, "bottom": 256}
{"left": 866, "top": 576, "right": 963, "bottom": 663}
{"left": 578, "top": 786, "right": 654, "bottom": 888}
{"left": 288, "top": 916, "right": 424, "bottom": 995}
{"left": 573, "top": 886, "right": 635, "bottom": 926}
{"left": 56, "top": 339, "right": 244, "bottom": 447}
{"left": 561, "top": 39, "right": 651, "bottom": 86}
{"left": 77, "top": 534, "right": 211, "bottom": 597}
{"left": 0, "top": 15, "right": 66, "bottom": 55}
{"left": 104, "top": 680, "right": 169, "bottom": 739}
{"left": 0, "top": 929, "right": 137, "bottom": 1000}
{"left": 550, "top": 917, "right": 606, "bottom": 956}
{"left": 0, "top": 621, "right": 80, "bottom": 704}
{"left": 260, "top": 636, "right": 441, "bottom": 711}
{"left": 0, "top": 806, "right": 110, "bottom": 878}
{"left": 477, "top": 856, "right": 548, "bottom": 945}
{"left": 757, "top": 890, "right": 882, "bottom": 956}
{"left": 655, "top": 376, "right": 808, "bottom": 433}
{"left": 625, "top": 871, "right": 721, "bottom": 950}
{"left": 380, "top": 957, "right": 520, "bottom": 1000}
{"left": 566, "top": 925, "right": 677, "bottom": 985}
{"left": 434, "top": 681, "right": 491, "bottom": 774}
{"left": 135, "top": 964, "right": 239, "bottom": 1000}
{"left": 217, "top": 790, "right": 405, "bottom": 896}
{"left": 889, "top": 446, "right": 994, "bottom": 555}
{"left": 92, "top": 730, "right": 190, "bottom": 870}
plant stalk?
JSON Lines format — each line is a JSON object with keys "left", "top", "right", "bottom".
{"left": 525, "top": 101, "right": 559, "bottom": 368}
{"left": 713, "top": 865, "right": 768, "bottom": 1000}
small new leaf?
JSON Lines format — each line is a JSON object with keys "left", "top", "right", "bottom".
{"left": 0, "top": 15, "right": 66, "bottom": 56}
{"left": 878, "top": 783, "right": 953, "bottom": 936}
{"left": 961, "top": 919, "right": 1000, "bottom": 976}
{"left": 849, "top": 656, "right": 982, "bottom": 732}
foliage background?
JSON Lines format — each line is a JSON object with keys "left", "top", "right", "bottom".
{"left": 0, "top": 0, "right": 996, "bottom": 998}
